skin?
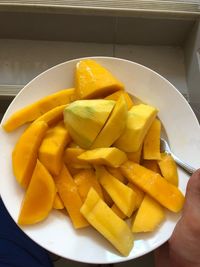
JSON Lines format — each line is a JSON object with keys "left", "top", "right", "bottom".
{"left": 155, "top": 169, "right": 200, "bottom": 267}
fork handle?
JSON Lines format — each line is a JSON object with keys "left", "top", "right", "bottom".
{"left": 172, "top": 153, "right": 197, "bottom": 175}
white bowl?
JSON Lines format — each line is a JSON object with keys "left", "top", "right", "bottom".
{"left": 0, "top": 57, "right": 200, "bottom": 264}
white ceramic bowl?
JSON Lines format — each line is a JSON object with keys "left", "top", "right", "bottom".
{"left": 0, "top": 57, "right": 200, "bottom": 264}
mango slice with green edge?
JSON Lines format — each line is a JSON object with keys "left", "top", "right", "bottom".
{"left": 39, "top": 122, "right": 71, "bottom": 176}
{"left": 80, "top": 187, "right": 134, "bottom": 256}
{"left": 64, "top": 99, "right": 115, "bottom": 149}
{"left": 105, "top": 91, "right": 134, "bottom": 110}
{"left": 132, "top": 195, "right": 165, "bottom": 233}
{"left": 12, "top": 120, "right": 48, "bottom": 189}
{"left": 54, "top": 164, "right": 89, "bottom": 229}
{"left": 158, "top": 153, "right": 179, "bottom": 186}
{"left": 96, "top": 166, "right": 137, "bottom": 217}
{"left": 18, "top": 160, "right": 56, "bottom": 225}
{"left": 114, "top": 104, "right": 158, "bottom": 152}
{"left": 91, "top": 95, "right": 128, "bottom": 149}
{"left": 120, "top": 161, "right": 184, "bottom": 213}
{"left": 73, "top": 169, "right": 103, "bottom": 201}
{"left": 78, "top": 147, "right": 127, "bottom": 168}
{"left": 143, "top": 118, "right": 161, "bottom": 160}
{"left": 75, "top": 59, "right": 124, "bottom": 99}
{"left": 3, "top": 88, "right": 75, "bottom": 132}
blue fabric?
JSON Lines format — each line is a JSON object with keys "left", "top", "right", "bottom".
{"left": 0, "top": 198, "right": 53, "bottom": 267}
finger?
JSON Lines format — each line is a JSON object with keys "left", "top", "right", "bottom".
{"left": 154, "top": 242, "right": 170, "bottom": 267}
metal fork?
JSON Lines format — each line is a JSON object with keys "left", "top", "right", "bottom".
{"left": 160, "top": 138, "right": 197, "bottom": 175}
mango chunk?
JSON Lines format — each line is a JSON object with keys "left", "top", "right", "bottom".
{"left": 73, "top": 169, "right": 103, "bottom": 201}
{"left": 3, "top": 88, "right": 75, "bottom": 132}
{"left": 96, "top": 166, "right": 136, "bottom": 217}
{"left": 158, "top": 153, "right": 178, "bottom": 186}
{"left": 36, "top": 104, "right": 66, "bottom": 126}
{"left": 18, "top": 160, "right": 56, "bottom": 225}
{"left": 115, "top": 104, "right": 158, "bottom": 152}
{"left": 126, "top": 145, "right": 142, "bottom": 164}
{"left": 91, "top": 95, "right": 127, "bottom": 148}
{"left": 120, "top": 161, "right": 184, "bottom": 212}
{"left": 106, "top": 166, "right": 127, "bottom": 183}
{"left": 127, "top": 182, "right": 145, "bottom": 210}
{"left": 75, "top": 59, "right": 124, "bottom": 99}
{"left": 142, "top": 160, "right": 161, "bottom": 174}
{"left": 64, "top": 99, "right": 115, "bottom": 149}
{"left": 64, "top": 147, "right": 91, "bottom": 169}
{"left": 12, "top": 121, "right": 48, "bottom": 188}
{"left": 54, "top": 164, "right": 89, "bottom": 229}
{"left": 111, "top": 204, "right": 127, "bottom": 219}
{"left": 132, "top": 195, "right": 165, "bottom": 233}
{"left": 80, "top": 188, "right": 134, "bottom": 256}
{"left": 39, "top": 122, "right": 71, "bottom": 176}
{"left": 53, "top": 193, "right": 64, "bottom": 210}
{"left": 143, "top": 119, "right": 161, "bottom": 160}
{"left": 78, "top": 147, "right": 127, "bottom": 168}
{"left": 105, "top": 91, "right": 134, "bottom": 110}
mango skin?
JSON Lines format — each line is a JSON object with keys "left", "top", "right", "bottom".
{"left": 12, "top": 121, "right": 48, "bottom": 189}
{"left": 18, "top": 160, "right": 56, "bottom": 225}
{"left": 4, "top": 88, "right": 75, "bottom": 132}
{"left": 121, "top": 161, "right": 184, "bottom": 213}
{"left": 114, "top": 104, "right": 158, "bottom": 152}
{"left": 64, "top": 99, "right": 115, "bottom": 149}
{"left": 75, "top": 59, "right": 124, "bottom": 99}
{"left": 80, "top": 188, "right": 134, "bottom": 256}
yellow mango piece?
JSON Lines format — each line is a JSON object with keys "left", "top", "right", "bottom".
{"left": 106, "top": 166, "right": 127, "bottom": 183}
{"left": 64, "top": 147, "right": 91, "bottom": 169}
{"left": 132, "top": 195, "right": 165, "bottom": 233}
{"left": 126, "top": 145, "right": 142, "bottom": 164}
{"left": 78, "top": 147, "right": 127, "bottom": 168}
{"left": 18, "top": 160, "right": 56, "bottom": 225}
{"left": 80, "top": 188, "right": 134, "bottom": 256}
{"left": 102, "top": 187, "right": 114, "bottom": 207}
{"left": 54, "top": 164, "right": 88, "bottom": 229}
{"left": 91, "top": 95, "right": 128, "bottom": 148}
{"left": 3, "top": 88, "right": 75, "bottom": 132}
{"left": 96, "top": 166, "right": 136, "bottom": 217}
{"left": 64, "top": 99, "right": 115, "bottom": 149}
{"left": 53, "top": 193, "right": 64, "bottom": 210}
{"left": 39, "top": 122, "right": 71, "bottom": 176}
{"left": 105, "top": 91, "right": 134, "bottom": 110}
{"left": 111, "top": 204, "right": 127, "bottom": 220}
{"left": 120, "top": 161, "right": 184, "bottom": 213}
{"left": 12, "top": 121, "right": 48, "bottom": 189}
{"left": 127, "top": 182, "right": 145, "bottom": 210}
{"left": 115, "top": 104, "right": 158, "bottom": 152}
{"left": 143, "top": 119, "right": 161, "bottom": 160}
{"left": 158, "top": 153, "right": 179, "bottom": 186}
{"left": 75, "top": 59, "right": 124, "bottom": 99}
{"left": 73, "top": 169, "right": 103, "bottom": 201}
{"left": 36, "top": 105, "right": 66, "bottom": 126}
{"left": 142, "top": 160, "right": 161, "bottom": 173}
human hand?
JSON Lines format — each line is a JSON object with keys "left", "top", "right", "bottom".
{"left": 155, "top": 169, "right": 200, "bottom": 267}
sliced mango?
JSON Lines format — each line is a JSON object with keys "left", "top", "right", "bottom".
{"left": 105, "top": 91, "right": 134, "bottom": 110}
{"left": 127, "top": 182, "right": 145, "bottom": 210}
{"left": 73, "top": 169, "right": 103, "bottom": 201}
{"left": 142, "top": 160, "right": 161, "bottom": 173}
{"left": 75, "top": 59, "right": 124, "bottom": 99}
{"left": 120, "top": 161, "right": 184, "bottom": 212}
{"left": 96, "top": 166, "right": 136, "bottom": 217}
{"left": 132, "top": 195, "right": 165, "bottom": 233}
{"left": 39, "top": 122, "right": 71, "bottom": 176}
{"left": 78, "top": 147, "right": 127, "bottom": 168}
{"left": 54, "top": 164, "right": 89, "bottom": 229}
{"left": 111, "top": 204, "right": 127, "bottom": 220}
{"left": 12, "top": 121, "right": 48, "bottom": 188}
{"left": 64, "top": 99, "right": 115, "bottom": 149}
{"left": 115, "top": 104, "right": 158, "bottom": 152}
{"left": 91, "top": 95, "right": 127, "bottom": 148}
{"left": 143, "top": 119, "right": 161, "bottom": 160}
{"left": 126, "top": 145, "right": 142, "bottom": 164}
{"left": 158, "top": 153, "right": 178, "bottom": 186}
{"left": 80, "top": 188, "right": 134, "bottom": 256}
{"left": 106, "top": 166, "right": 127, "bottom": 183}
{"left": 18, "top": 160, "right": 56, "bottom": 225}
{"left": 53, "top": 193, "right": 64, "bottom": 210}
{"left": 3, "top": 88, "right": 75, "bottom": 132}
{"left": 64, "top": 147, "right": 91, "bottom": 169}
